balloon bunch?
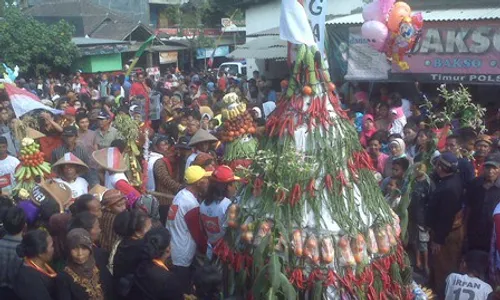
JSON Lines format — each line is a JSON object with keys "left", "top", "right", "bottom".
{"left": 361, "top": 0, "right": 423, "bottom": 70}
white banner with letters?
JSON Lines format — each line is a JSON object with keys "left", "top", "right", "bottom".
{"left": 305, "top": 0, "right": 327, "bottom": 53}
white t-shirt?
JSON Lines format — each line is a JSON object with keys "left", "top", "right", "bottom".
{"left": 200, "top": 197, "right": 232, "bottom": 245}
{"left": 104, "top": 171, "right": 129, "bottom": 190}
{"left": 54, "top": 177, "right": 89, "bottom": 198}
{"left": 167, "top": 188, "right": 199, "bottom": 267}
{"left": 0, "top": 155, "right": 20, "bottom": 193}
{"left": 185, "top": 151, "right": 199, "bottom": 171}
{"left": 445, "top": 273, "right": 492, "bottom": 300}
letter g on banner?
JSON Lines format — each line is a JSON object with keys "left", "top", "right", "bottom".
{"left": 305, "top": 0, "right": 327, "bottom": 53}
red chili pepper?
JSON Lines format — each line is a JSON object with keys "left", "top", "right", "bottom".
{"left": 307, "top": 269, "right": 324, "bottom": 289}
{"left": 297, "top": 113, "right": 303, "bottom": 126}
{"left": 323, "top": 269, "right": 337, "bottom": 287}
{"left": 276, "top": 189, "right": 286, "bottom": 204}
{"left": 348, "top": 160, "right": 359, "bottom": 182}
{"left": 253, "top": 177, "right": 263, "bottom": 196}
{"left": 289, "top": 268, "right": 306, "bottom": 290}
{"left": 325, "top": 174, "right": 333, "bottom": 192}
{"left": 293, "top": 184, "right": 302, "bottom": 206}
{"left": 279, "top": 118, "right": 287, "bottom": 138}
{"left": 287, "top": 116, "right": 295, "bottom": 137}
{"left": 307, "top": 178, "right": 316, "bottom": 198}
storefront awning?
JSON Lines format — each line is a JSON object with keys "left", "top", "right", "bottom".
{"left": 326, "top": 7, "right": 500, "bottom": 25}
{"left": 228, "top": 36, "right": 287, "bottom": 60}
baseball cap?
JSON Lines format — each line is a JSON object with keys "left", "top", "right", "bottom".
{"left": 484, "top": 153, "right": 500, "bottom": 168}
{"left": 64, "top": 106, "right": 77, "bottom": 116}
{"left": 185, "top": 165, "right": 212, "bottom": 185}
{"left": 175, "top": 136, "right": 192, "bottom": 150}
{"left": 438, "top": 152, "right": 458, "bottom": 169}
{"left": 212, "top": 165, "right": 241, "bottom": 183}
{"left": 62, "top": 126, "right": 78, "bottom": 137}
{"left": 97, "top": 111, "right": 111, "bottom": 120}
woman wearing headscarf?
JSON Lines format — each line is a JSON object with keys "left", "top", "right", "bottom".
{"left": 127, "top": 227, "right": 183, "bottom": 300}
{"left": 55, "top": 228, "right": 113, "bottom": 300}
{"left": 359, "top": 114, "right": 377, "bottom": 148}
{"left": 383, "top": 138, "right": 412, "bottom": 178}
{"left": 14, "top": 229, "right": 56, "bottom": 300}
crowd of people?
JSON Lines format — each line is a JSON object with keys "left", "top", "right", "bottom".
{"left": 0, "top": 67, "right": 499, "bottom": 299}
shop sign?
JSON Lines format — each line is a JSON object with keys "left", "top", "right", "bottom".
{"left": 394, "top": 20, "right": 500, "bottom": 83}
{"left": 159, "top": 52, "right": 178, "bottom": 64}
{"left": 339, "top": 20, "right": 500, "bottom": 84}
{"left": 80, "top": 44, "right": 129, "bottom": 56}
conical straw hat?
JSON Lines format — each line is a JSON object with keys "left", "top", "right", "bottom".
{"left": 26, "top": 128, "right": 45, "bottom": 139}
{"left": 89, "top": 184, "right": 107, "bottom": 201}
{"left": 188, "top": 129, "right": 218, "bottom": 147}
{"left": 31, "top": 179, "right": 72, "bottom": 213}
{"left": 92, "top": 147, "right": 128, "bottom": 172}
{"left": 52, "top": 152, "right": 89, "bottom": 175}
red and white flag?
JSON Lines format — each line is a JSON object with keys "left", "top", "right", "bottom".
{"left": 4, "top": 83, "right": 62, "bottom": 118}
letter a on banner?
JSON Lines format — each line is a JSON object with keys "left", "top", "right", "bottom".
{"left": 305, "top": 0, "right": 327, "bottom": 54}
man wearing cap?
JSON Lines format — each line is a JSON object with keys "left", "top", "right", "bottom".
{"left": 473, "top": 134, "right": 492, "bottom": 177}
{"left": 0, "top": 136, "right": 20, "bottom": 195}
{"left": 464, "top": 153, "right": 500, "bottom": 253}
{"left": 52, "top": 152, "right": 89, "bottom": 199}
{"left": 200, "top": 165, "right": 240, "bottom": 259}
{"left": 51, "top": 126, "right": 97, "bottom": 187}
{"left": 167, "top": 165, "right": 211, "bottom": 293}
{"left": 94, "top": 111, "right": 121, "bottom": 149}
{"left": 427, "top": 152, "right": 463, "bottom": 296}
{"left": 185, "top": 129, "right": 218, "bottom": 171}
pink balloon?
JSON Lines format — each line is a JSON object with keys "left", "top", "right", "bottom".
{"left": 362, "top": 0, "right": 385, "bottom": 22}
{"left": 361, "top": 20, "right": 389, "bottom": 51}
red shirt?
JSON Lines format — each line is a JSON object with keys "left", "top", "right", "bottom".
{"left": 217, "top": 77, "right": 227, "bottom": 91}
{"left": 130, "top": 82, "right": 150, "bottom": 100}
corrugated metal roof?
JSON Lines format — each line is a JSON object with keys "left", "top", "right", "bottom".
{"left": 246, "top": 27, "right": 280, "bottom": 37}
{"left": 228, "top": 36, "right": 287, "bottom": 60}
{"left": 72, "top": 37, "right": 127, "bottom": 46}
{"left": 326, "top": 7, "right": 500, "bottom": 25}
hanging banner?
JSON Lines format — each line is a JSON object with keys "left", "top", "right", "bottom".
{"left": 345, "top": 26, "right": 390, "bottom": 81}
{"left": 196, "top": 46, "right": 230, "bottom": 59}
{"left": 159, "top": 52, "right": 178, "bottom": 64}
{"left": 305, "top": 0, "right": 327, "bottom": 53}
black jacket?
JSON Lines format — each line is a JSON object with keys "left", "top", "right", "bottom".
{"left": 55, "top": 262, "right": 114, "bottom": 300}
{"left": 427, "top": 173, "right": 463, "bottom": 245}
{"left": 14, "top": 264, "right": 56, "bottom": 300}
{"left": 465, "top": 176, "right": 500, "bottom": 252}
{"left": 127, "top": 261, "right": 183, "bottom": 300}
{"left": 409, "top": 178, "right": 435, "bottom": 227}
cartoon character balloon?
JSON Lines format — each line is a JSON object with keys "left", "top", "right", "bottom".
{"left": 361, "top": 1, "right": 423, "bottom": 70}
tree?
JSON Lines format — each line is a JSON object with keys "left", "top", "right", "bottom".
{"left": 0, "top": 7, "right": 80, "bottom": 77}
{"left": 165, "top": 0, "right": 215, "bottom": 69}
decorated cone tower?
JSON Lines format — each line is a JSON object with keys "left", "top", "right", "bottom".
{"left": 214, "top": 42, "right": 414, "bottom": 299}
{"left": 13, "top": 137, "right": 52, "bottom": 194}
{"left": 219, "top": 92, "right": 258, "bottom": 171}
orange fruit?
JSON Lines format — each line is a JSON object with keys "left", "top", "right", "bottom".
{"left": 302, "top": 86, "right": 313, "bottom": 95}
